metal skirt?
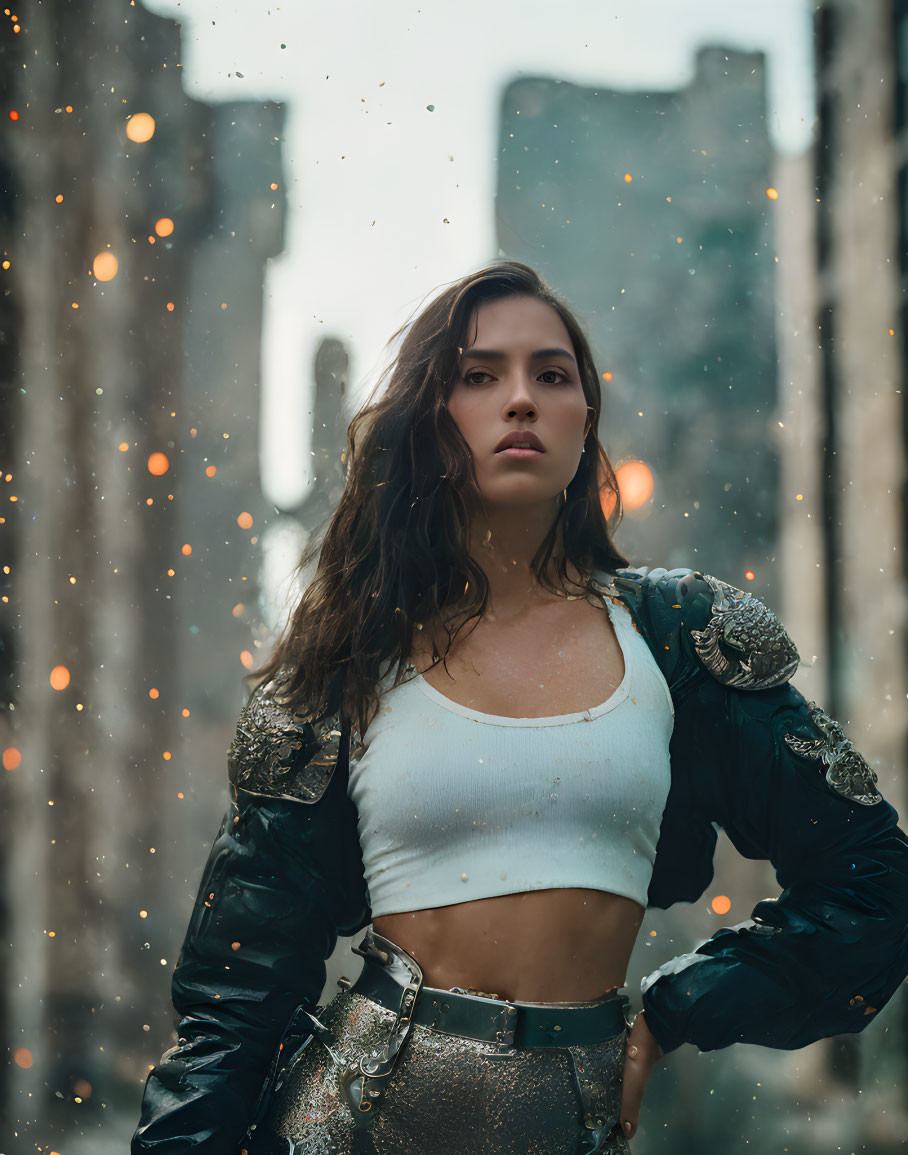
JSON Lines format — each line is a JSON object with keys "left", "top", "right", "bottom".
{"left": 252, "top": 954, "right": 631, "bottom": 1154}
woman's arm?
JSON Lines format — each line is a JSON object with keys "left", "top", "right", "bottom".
{"left": 638, "top": 572, "right": 908, "bottom": 1055}
{"left": 132, "top": 688, "right": 368, "bottom": 1152}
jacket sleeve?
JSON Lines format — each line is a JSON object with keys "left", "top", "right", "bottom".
{"left": 132, "top": 686, "right": 368, "bottom": 1152}
{"left": 640, "top": 572, "right": 908, "bottom": 1055}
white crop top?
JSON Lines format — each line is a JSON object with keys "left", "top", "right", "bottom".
{"left": 347, "top": 579, "right": 674, "bottom": 917}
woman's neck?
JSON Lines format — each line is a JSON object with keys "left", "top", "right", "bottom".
{"left": 464, "top": 505, "right": 583, "bottom": 622}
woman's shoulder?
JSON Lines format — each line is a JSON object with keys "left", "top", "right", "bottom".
{"left": 227, "top": 672, "right": 346, "bottom": 805}
{"left": 594, "top": 565, "right": 800, "bottom": 693}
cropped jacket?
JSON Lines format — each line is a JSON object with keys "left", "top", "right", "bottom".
{"left": 132, "top": 567, "right": 908, "bottom": 1152}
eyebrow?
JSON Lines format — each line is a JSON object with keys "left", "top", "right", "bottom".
{"left": 459, "top": 346, "right": 577, "bottom": 364}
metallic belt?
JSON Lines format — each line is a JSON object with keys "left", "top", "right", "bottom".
{"left": 349, "top": 931, "right": 631, "bottom": 1052}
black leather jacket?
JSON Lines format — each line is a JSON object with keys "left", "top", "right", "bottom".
{"left": 132, "top": 567, "right": 908, "bottom": 1151}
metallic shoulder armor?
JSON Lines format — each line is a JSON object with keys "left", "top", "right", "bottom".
{"left": 688, "top": 571, "right": 800, "bottom": 691}
{"left": 783, "top": 702, "right": 883, "bottom": 807}
{"left": 226, "top": 678, "right": 343, "bottom": 805}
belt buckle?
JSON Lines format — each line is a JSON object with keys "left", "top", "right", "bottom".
{"left": 494, "top": 1004, "right": 519, "bottom": 1054}
{"left": 397, "top": 979, "right": 420, "bottom": 1025}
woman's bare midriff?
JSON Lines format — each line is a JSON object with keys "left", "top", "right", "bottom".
{"left": 373, "top": 888, "right": 644, "bottom": 1003}
{"left": 372, "top": 582, "right": 645, "bottom": 1004}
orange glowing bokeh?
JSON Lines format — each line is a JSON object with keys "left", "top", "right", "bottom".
{"left": 205, "top": 465, "right": 217, "bottom": 477}
{"left": 711, "top": 895, "right": 732, "bottom": 915}
{"left": 624, "top": 173, "right": 632, "bottom": 183}
{"left": 73, "top": 1079, "right": 92, "bottom": 1099}
{"left": 92, "top": 252, "right": 118, "bottom": 281}
{"left": 9, "top": 110, "right": 18, "bottom": 121}
{"left": 3, "top": 746, "right": 21, "bottom": 770}
{"left": 148, "top": 687, "right": 159, "bottom": 699}
{"left": 766, "top": 187, "right": 779, "bottom": 200}
{"left": 181, "top": 543, "right": 192, "bottom": 556}
{"left": 744, "top": 570, "right": 755, "bottom": 582}
{"left": 126, "top": 112, "right": 155, "bottom": 143}
{"left": 240, "top": 650, "right": 254, "bottom": 669}
{"left": 232, "top": 603, "right": 245, "bottom": 617}
{"left": 237, "top": 511, "right": 253, "bottom": 530}
{"left": 602, "top": 371, "right": 613, "bottom": 382}
{"left": 50, "top": 665, "right": 70, "bottom": 691}
{"left": 13, "top": 1048, "right": 33, "bottom": 1069}
{"left": 615, "top": 461, "right": 654, "bottom": 511}
{"left": 166, "top": 302, "right": 175, "bottom": 312}
{"left": 154, "top": 217, "right": 174, "bottom": 237}
{"left": 147, "top": 452, "right": 169, "bottom": 476}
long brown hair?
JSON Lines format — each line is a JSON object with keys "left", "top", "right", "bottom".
{"left": 251, "top": 260, "right": 629, "bottom": 739}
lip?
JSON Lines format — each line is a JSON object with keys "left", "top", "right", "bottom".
{"left": 494, "top": 430, "right": 546, "bottom": 453}
{"left": 497, "top": 447, "right": 545, "bottom": 460}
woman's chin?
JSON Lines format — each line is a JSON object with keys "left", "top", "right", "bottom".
{"left": 474, "top": 487, "right": 566, "bottom": 511}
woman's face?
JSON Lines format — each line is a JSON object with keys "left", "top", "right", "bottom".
{"left": 446, "top": 295, "right": 590, "bottom": 511}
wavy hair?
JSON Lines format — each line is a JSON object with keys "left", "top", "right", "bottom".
{"left": 251, "top": 260, "right": 629, "bottom": 738}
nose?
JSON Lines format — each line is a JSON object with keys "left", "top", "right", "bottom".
{"left": 501, "top": 371, "right": 538, "bottom": 421}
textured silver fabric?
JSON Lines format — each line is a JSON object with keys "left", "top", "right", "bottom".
{"left": 690, "top": 572, "right": 800, "bottom": 690}
{"left": 783, "top": 700, "right": 883, "bottom": 806}
{"left": 261, "top": 988, "right": 629, "bottom": 1154}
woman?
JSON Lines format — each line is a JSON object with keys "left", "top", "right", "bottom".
{"left": 132, "top": 261, "right": 908, "bottom": 1154}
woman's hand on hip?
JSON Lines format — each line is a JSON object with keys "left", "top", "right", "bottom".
{"left": 620, "top": 1009, "right": 661, "bottom": 1143}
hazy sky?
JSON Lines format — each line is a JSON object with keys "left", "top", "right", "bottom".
{"left": 146, "top": 0, "right": 814, "bottom": 508}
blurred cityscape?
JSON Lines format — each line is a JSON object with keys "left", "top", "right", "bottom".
{"left": 0, "top": 0, "right": 906, "bottom": 1151}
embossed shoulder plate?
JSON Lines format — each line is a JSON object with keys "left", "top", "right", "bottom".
{"left": 226, "top": 678, "right": 344, "bottom": 804}
{"left": 783, "top": 702, "right": 883, "bottom": 806}
{"left": 689, "top": 572, "right": 800, "bottom": 690}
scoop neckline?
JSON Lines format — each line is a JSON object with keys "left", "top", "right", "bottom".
{"left": 410, "top": 586, "right": 631, "bottom": 728}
